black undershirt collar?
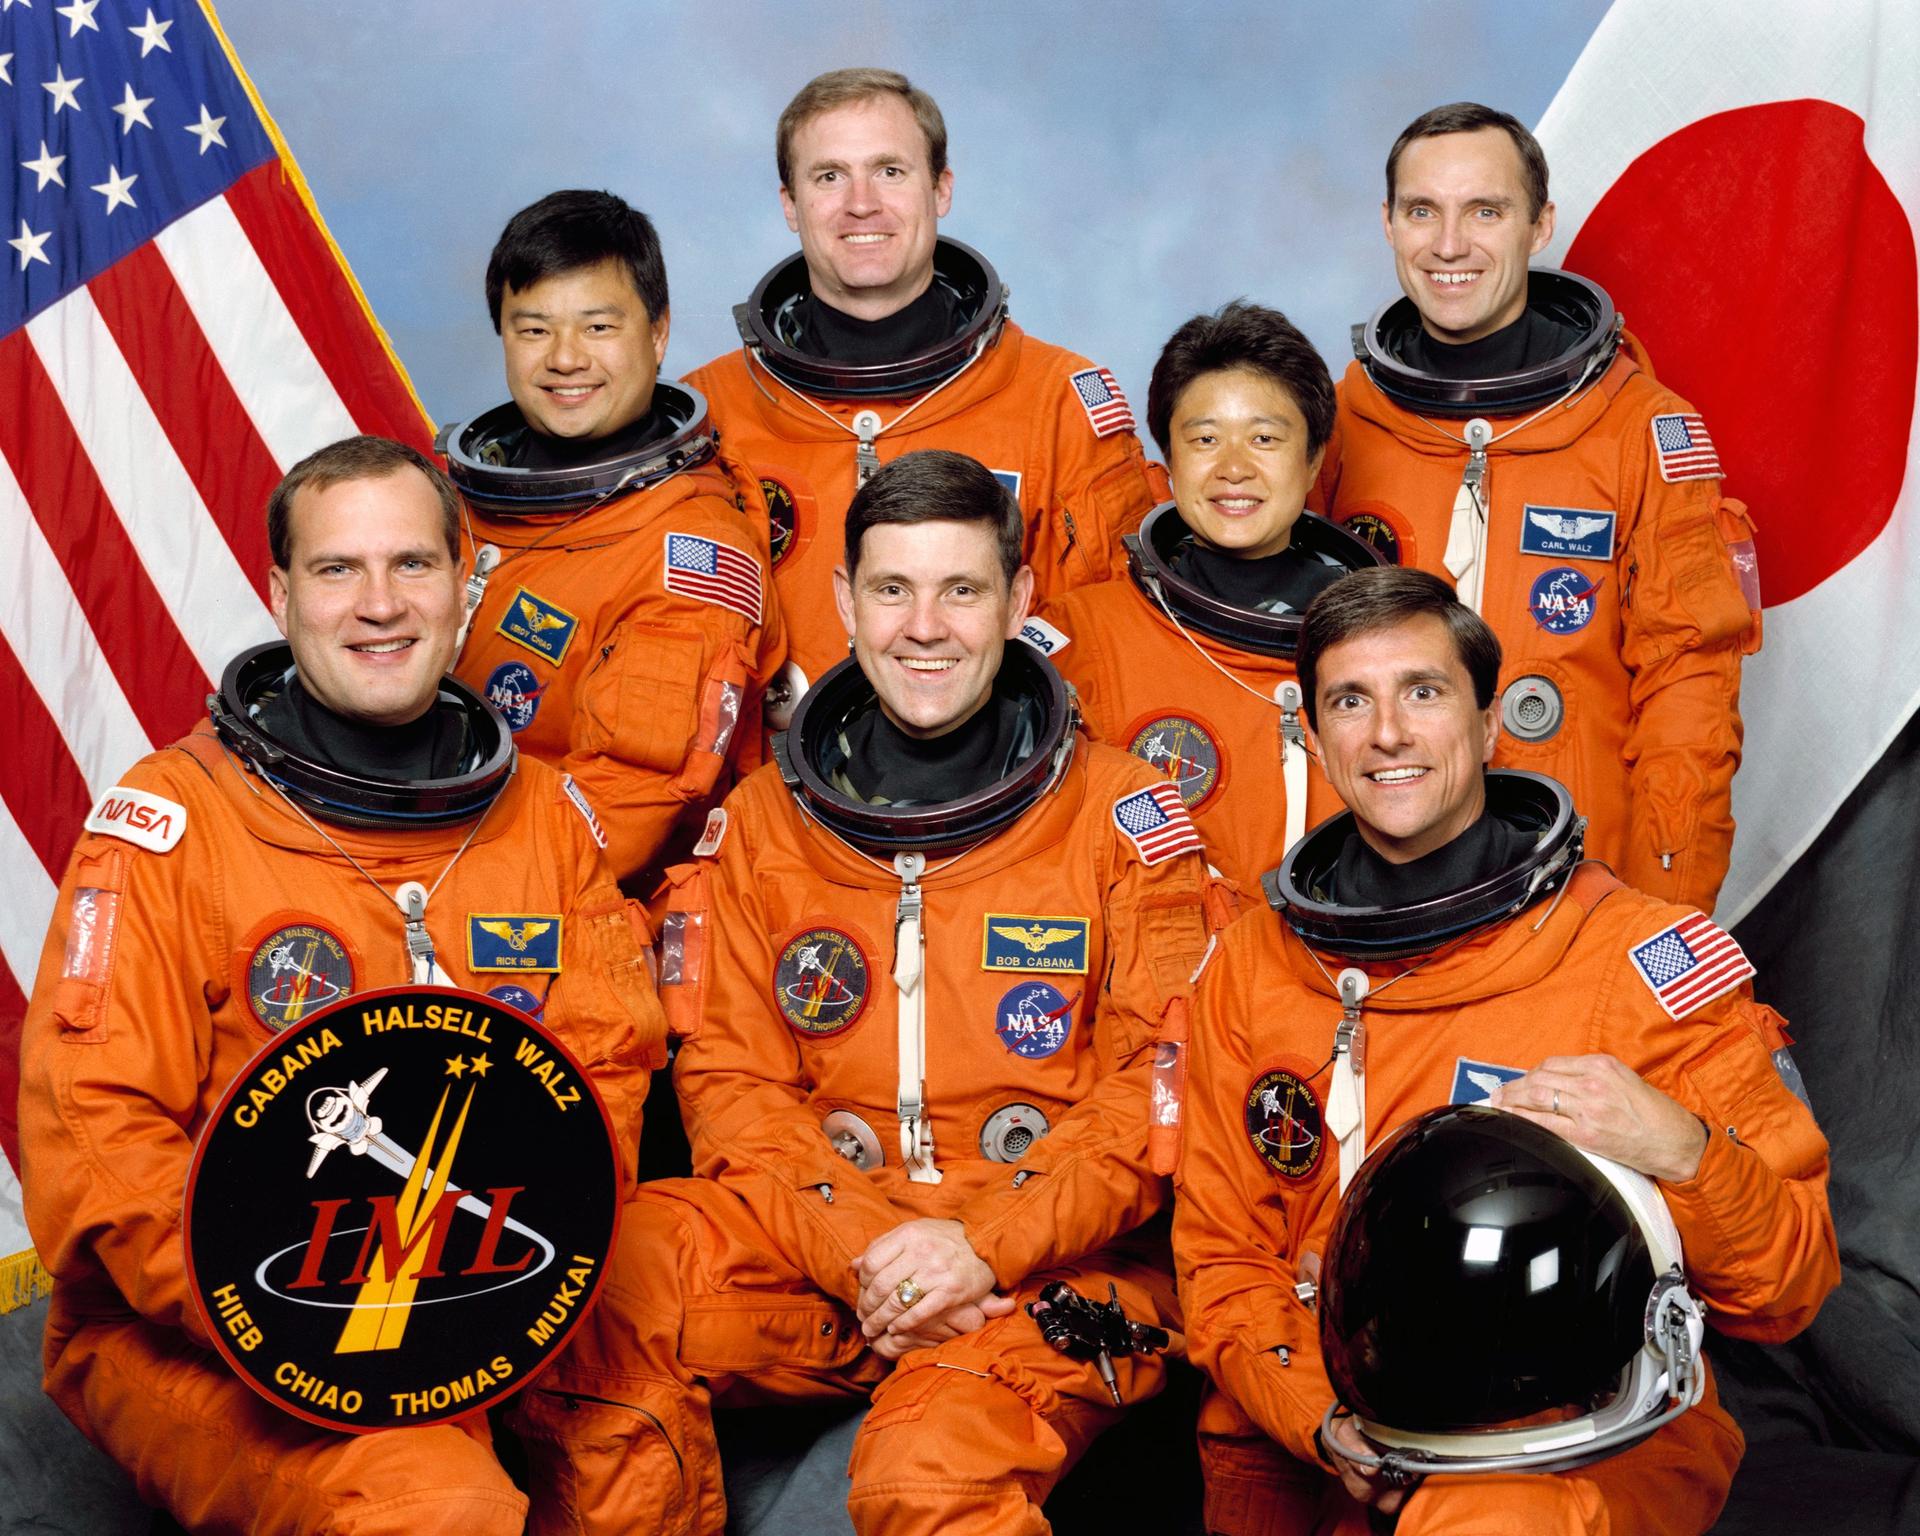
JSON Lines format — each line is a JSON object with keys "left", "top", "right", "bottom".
{"left": 1168, "top": 537, "right": 1342, "bottom": 616}
{"left": 255, "top": 674, "right": 472, "bottom": 783}
{"left": 508, "top": 402, "right": 672, "bottom": 472}
{"left": 1401, "top": 307, "right": 1585, "bottom": 382}
{"left": 792, "top": 281, "right": 965, "bottom": 364}
{"left": 833, "top": 679, "right": 1027, "bottom": 807}
{"left": 1328, "top": 807, "right": 1539, "bottom": 909}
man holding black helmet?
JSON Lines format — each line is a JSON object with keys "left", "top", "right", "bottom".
{"left": 1172, "top": 566, "right": 1834, "bottom": 1534}
{"left": 444, "top": 190, "right": 786, "bottom": 885}
{"left": 17, "top": 437, "right": 665, "bottom": 1535}
{"left": 1317, "top": 104, "right": 1761, "bottom": 913}
{"left": 514, "top": 450, "right": 1210, "bottom": 1535}
{"left": 688, "top": 68, "right": 1162, "bottom": 690}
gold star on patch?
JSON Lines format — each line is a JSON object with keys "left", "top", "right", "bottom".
{"left": 469, "top": 1053, "right": 492, "bottom": 1078}
{"left": 446, "top": 1055, "right": 467, "bottom": 1078}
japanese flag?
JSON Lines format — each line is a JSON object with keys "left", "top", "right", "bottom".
{"left": 1535, "top": 0, "right": 1920, "bottom": 925}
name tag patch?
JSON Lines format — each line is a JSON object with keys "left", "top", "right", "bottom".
{"left": 1450, "top": 1057, "right": 1525, "bottom": 1105}
{"left": 497, "top": 587, "right": 579, "bottom": 665}
{"left": 1520, "top": 505, "right": 1615, "bottom": 562}
{"left": 468, "top": 915, "right": 563, "bottom": 973}
{"left": 982, "top": 914, "right": 1090, "bottom": 974}
{"left": 85, "top": 785, "right": 187, "bottom": 853}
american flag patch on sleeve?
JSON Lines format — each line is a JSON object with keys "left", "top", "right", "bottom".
{"left": 1069, "top": 367, "right": 1136, "bottom": 439}
{"left": 1113, "top": 783, "right": 1204, "bottom": 866}
{"left": 1650, "top": 413, "right": 1723, "bottom": 483}
{"left": 664, "top": 533, "right": 764, "bottom": 624}
{"left": 1628, "top": 913, "right": 1754, "bottom": 1020}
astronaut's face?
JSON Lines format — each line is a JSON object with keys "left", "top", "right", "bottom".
{"left": 269, "top": 468, "right": 465, "bottom": 727}
{"left": 499, "top": 258, "right": 668, "bottom": 441}
{"left": 834, "top": 519, "right": 1033, "bottom": 739}
{"left": 781, "top": 93, "right": 954, "bottom": 321}
{"left": 1168, "top": 368, "right": 1325, "bottom": 561}
{"left": 1307, "top": 613, "right": 1499, "bottom": 863}
{"left": 1384, "top": 127, "right": 1555, "bottom": 345}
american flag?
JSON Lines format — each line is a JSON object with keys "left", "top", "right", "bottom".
{"left": 0, "top": 1, "right": 430, "bottom": 1219}
{"left": 1651, "top": 412, "right": 1723, "bottom": 483}
{"left": 663, "top": 531, "right": 763, "bottom": 624}
{"left": 1628, "top": 912, "right": 1755, "bottom": 1021}
{"left": 1112, "top": 782, "right": 1204, "bottom": 866}
{"left": 1068, "top": 365, "right": 1135, "bottom": 439}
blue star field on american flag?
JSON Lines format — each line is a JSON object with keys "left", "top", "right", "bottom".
{"left": 2, "top": 0, "right": 275, "bottom": 337}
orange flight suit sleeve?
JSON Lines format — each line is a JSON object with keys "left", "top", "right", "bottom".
{"left": 1030, "top": 365, "right": 1160, "bottom": 589}
{"left": 563, "top": 524, "right": 783, "bottom": 880}
{"left": 1655, "top": 996, "right": 1838, "bottom": 1341}
{"left": 1614, "top": 422, "right": 1758, "bottom": 910}
{"left": 539, "top": 778, "right": 671, "bottom": 1188}
{"left": 1172, "top": 917, "right": 1335, "bottom": 1468}
{"left": 670, "top": 794, "right": 911, "bottom": 1309}
{"left": 956, "top": 797, "right": 1211, "bottom": 1288}
{"left": 20, "top": 768, "right": 223, "bottom": 1349}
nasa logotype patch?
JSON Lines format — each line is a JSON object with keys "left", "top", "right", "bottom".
{"left": 1018, "top": 616, "right": 1071, "bottom": 657}
{"left": 1519, "top": 505, "right": 1616, "bottom": 562}
{"left": 183, "top": 984, "right": 618, "bottom": 1431}
{"left": 84, "top": 785, "right": 187, "bottom": 853}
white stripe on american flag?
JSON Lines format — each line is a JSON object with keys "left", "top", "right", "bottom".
{"left": 26, "top": 291, "right": 277, "bottom": 681}
{"left": 1663, "top": 939, "right": 1752, "bottom": 1011}
{"left": 0, "top": 451, "right": 151, "bottom": 796}
{"left": 0, "top": 808, "right": 58, "bottom": 988}
{"left": 155, "top": 198, "right": 360, "bottom": 468}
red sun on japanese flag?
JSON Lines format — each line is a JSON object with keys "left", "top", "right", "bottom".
{"left": 1564, "top": 100, "right": 1916, "bottom": 605}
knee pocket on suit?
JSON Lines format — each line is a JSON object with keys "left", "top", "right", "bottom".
{"left": 679, "top": 1294, "right": 860, "bottom": 1376}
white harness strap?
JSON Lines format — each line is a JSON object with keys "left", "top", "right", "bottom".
{"left": 1325, "top": 968, "right": 1370, "bottom": 1194}
{"left": 892, "top": 852, "right": 941, "bottom": 1183}
{"left": 1441, "top": 418, "right": 1494, "bottom": 614}
{"left": 1276, "top": 681, "right": 1308, "bottom": 853}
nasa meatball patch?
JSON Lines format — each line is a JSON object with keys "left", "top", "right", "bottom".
{"left": 484, "top": 660, "right": 546, "bottom": 733}
{"left": 773, "top": 925, "right": 871, "bottom": 1038}
{"left": 1528, "top": 566, "right": 1602, "bottom": 634}
{"left": 1244, "top": 1067, "right": 1324, "bottom": 1180}
{"left": 1126, "top": 713, "right": 1224, "bottom": 809}
{"left": 994, "top": 981, "right": 1077, "bottom": 1059}
{"left": 244, "top": 920, "right": 355, "bottom": 1034}
{"left": 183, "top": 985, "right": 619, "bottom": 1433}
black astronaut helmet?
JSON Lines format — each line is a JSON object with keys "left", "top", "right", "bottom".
{"left": 1268, "top": 770, "right": 1584, "bottom": 960}
{"left": 773, "top": 641, "right": 1074, "bottom": 856}
{"left": 1355, "top": 269, "right": 1623, "bottom": 418}
{"left": 434, "top": 380, "right": 717, "bottom": 519}
{"left": 736, "top": 237, "right": 1010, "bottom": 399}
{"left": 1124, "top": 502, "right": 1385, "bottom": 659}
{"left": 1318, "top": 1104, "right": 1707, "bottom": 1479}
{"left": 210, "top": 642, "right": 514, "bottom": 829}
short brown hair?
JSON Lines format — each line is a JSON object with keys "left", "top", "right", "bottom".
{"left": 776, "top": 68, "right": 948, "bottom": 191}
{"left": 1385, "top": 103, "right": 1550, "bottom": 223}
{"left": 267, "top": 436, "right": 462, "bottom": 570}
{"left": 1147, "top": 301, "right": 1336, "bottom": 460}
{"left": 1297, "top": 567, "right": 1502, "bottom": 731}
{"left": 844, "top": 450, "right": 1022, "bottom": 588}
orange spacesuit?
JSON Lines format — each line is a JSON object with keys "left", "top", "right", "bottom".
{"left": 1317, "top": 329, "right": 1760, "bottom": 912}
{"left": 453, "top": 445, "right": 785, "bottom": 886}
{"left": 1174, "top": 858, "right": 1837, "bottom": 1536}
{"left": 18, "top": 711, "right": 664, "bottom": 1536}
{"left": 1040, "top": 508, "right": 1380, "bottom": 897}
{"left": 514, "top": 662, "right": 1213, "bottom": 1535}
{"left": 689, "top": 318, "right": 1160, "bottom": 689}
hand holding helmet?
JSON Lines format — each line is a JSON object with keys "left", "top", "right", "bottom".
{"left": 1485, "top": 1053, "right": 1711, "bottom": 1183}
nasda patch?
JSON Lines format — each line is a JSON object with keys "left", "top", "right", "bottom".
{"left": 85, "top": 785, "right": 186, "bottom": 853}
{"left": 1244, "top": 1067, "right": 1323, "bottom": 1180}
{"left": 1018, "top": 616, "right": 1071, "bottom": 657}
{"left": 692, "top": 807, "right": 728, "bottom": 858}
{"left": 773, "top": 925, "right": 870, "bottom": 1038}
{"left": 245, "top": 921, "right": 354, "bottom": 1034}
{"left": 183, "top": 984, "right": 618, "bottom": 1431}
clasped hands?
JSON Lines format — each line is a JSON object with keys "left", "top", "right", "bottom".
{"left": 850, "top": 1217, "right": 1016, "bottom": 1361}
